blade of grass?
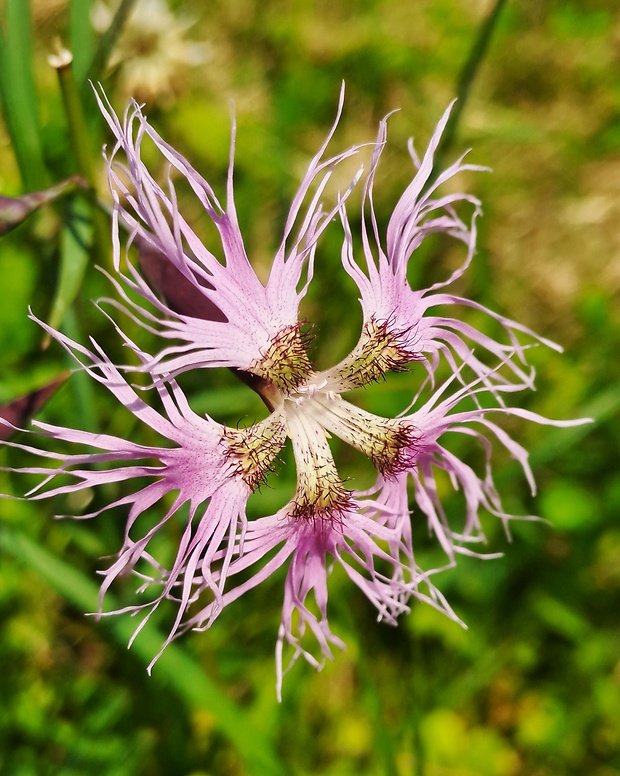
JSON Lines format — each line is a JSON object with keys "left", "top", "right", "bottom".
{"left": 436, "top": 0, "right": 509, "bottom": 163}
{"left": 70, "top": 0, "right": 97, "bottom": 84}
{"left": 0, "top": 525, "right": 285, "bottom": 776}
{"left": 408, "top": 0, "right": 509, "bottom": 290}
{"left": 0, "top": 0, "right": 47, "bottom": 189}
{"left": 55, "top": 307, "right": 98, "bottom": 433}
{"left": 47, "top": 197, "right": 91, "bottom": 335}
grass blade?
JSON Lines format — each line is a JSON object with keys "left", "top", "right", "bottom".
{"left": 47, "top": 198, "right": 91, "bottom": 335}
{"left": 0, "top": 0, "right": 47, "bottom": 189}
{"left": 437, "top": 0, "right": 509, "bottom": 160}
{"left": 70, "top": 0, "right": 97, "bottom": 84}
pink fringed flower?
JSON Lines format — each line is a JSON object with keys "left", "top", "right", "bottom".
{"left": 331, "top": 102, "right": 559, "bottom": 395}
{"left": 96, "top": 84, "right": 363, "bottom": 391}
{"left": 4, "top": 89, "right": 590, "bottom": 695}
{"left": 4, "top": 318, "right": 283, "bottom": 644}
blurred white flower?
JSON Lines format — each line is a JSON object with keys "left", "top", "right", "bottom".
{"left": 92, "top": 0, "right": 210, "bottom": 103}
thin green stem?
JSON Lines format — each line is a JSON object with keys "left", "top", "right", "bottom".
{"left": 53, "top": 49, "right": 96, "bottom": 183}
{"left": 436, "top": 0, "right": 509, "bottom": 164}
{"left": 51, "top": 46, "right": 110, "bottom": 266}
{"left": 411, "top": 629, "right": 427, "bottom": 776}
{"left": 409, "top": 0, "right": 509, "bottom": 291}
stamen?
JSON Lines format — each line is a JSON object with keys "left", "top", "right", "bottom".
{"left": 223, "top": 411, "right": 287, "bottom": 490}
{"left": 250, "top": 323, "right": 315, "bottom": 393}
{"left": 320, "top": 316, "right": 419, "bottom": 391}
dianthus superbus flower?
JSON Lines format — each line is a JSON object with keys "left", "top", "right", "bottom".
{"left": 4, "top": 321, "right": 260, "bottom": 636}
{"left": 95, "top": 84, "right": 363, "bottom": 390}
{"left": 4, "top": 89, "right": 590, "bottom": 695}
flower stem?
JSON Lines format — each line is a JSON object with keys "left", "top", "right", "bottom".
{"left": 50, "top": 45, "right": 109, "bottom": 266}
{"left": 411, "top": 630, "right": 427, "bottom": 776}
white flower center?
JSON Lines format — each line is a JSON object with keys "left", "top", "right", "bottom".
{"left": 227, "top": 318, "right": 419, "bottom": 521}
{"left": 226, "top": 384, "right": 416, "bottom": 522}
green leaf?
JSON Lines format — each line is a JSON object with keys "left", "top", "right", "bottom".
{"left": 0, "top": 0, "right": 47, "bottom": 189}
{"left": 47, "top": 197, "right": 91, "bottom": 334}
{"left": 44, "top": 199, "right": 98, "bottom": 433}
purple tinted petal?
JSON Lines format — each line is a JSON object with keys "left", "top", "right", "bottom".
{"left": 95, "top": 86, "right": 366, "bottom": 377}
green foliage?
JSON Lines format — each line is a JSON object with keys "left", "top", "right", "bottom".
{"left": 0, "top": 0, "right": 47, "bottom": 189}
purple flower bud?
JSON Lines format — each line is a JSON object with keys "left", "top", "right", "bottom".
{"left": 0, "top": 176, "right": 87, "bottom": 236}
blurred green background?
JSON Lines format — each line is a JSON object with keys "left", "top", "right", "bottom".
{"left": 0, "top": 0, "right": 619, "bottom": 774}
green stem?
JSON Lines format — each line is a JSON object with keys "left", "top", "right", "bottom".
{"left": 411, "top": 630, "right": 427, "bottom": 776}
{"left": 409, "top": 0, "right": 509, "bottom": 291}
{"left": 436, "top": 0, "right": 509, "bottom": 163}
{"left": 53, "top": 48, "right": 96, "bottom": 182}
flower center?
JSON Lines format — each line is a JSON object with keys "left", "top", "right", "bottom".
{"left": 236, "top": 320, "right": 419, "bottom": 520}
